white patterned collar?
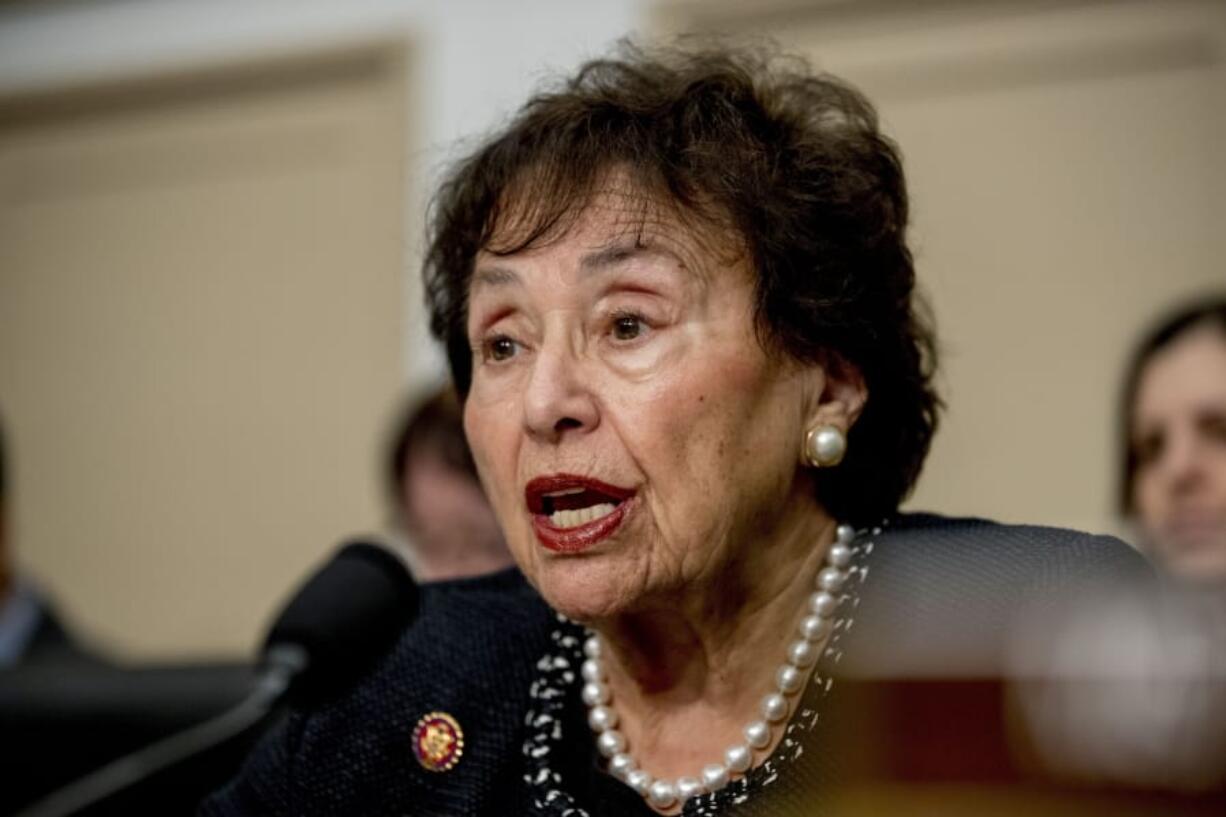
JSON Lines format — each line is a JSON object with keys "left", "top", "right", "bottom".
{"left": 519, "top": 523, "right": 882, "bottom": 816}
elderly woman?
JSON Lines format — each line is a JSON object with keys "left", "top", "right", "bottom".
{"left": 203, "top": 43, "right": 1146, "bottom": 817}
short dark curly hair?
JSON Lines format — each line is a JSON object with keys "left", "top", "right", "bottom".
{"left": 423, "top": 41, "right": 940, "bottom": 523}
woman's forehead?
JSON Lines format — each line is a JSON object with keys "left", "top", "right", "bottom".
{"left": 1135, "top": 327, "right": 1226, "bottom": 419}
{"left": 479, "top": 183, "right": 743, "bottom": 279}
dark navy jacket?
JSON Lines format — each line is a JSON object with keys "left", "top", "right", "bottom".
{"left": 200, "top": 515, "right": 1150, "bottom": 816}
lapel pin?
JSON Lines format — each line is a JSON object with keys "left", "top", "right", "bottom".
{"left": 412, "top": 711, "right": 464, "bottom": 772}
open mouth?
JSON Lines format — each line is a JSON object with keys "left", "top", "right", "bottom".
{"left": 524, "top": 474, "right": 635, "bottom": 551}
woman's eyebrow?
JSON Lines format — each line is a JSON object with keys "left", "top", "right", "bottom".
{"left": 471, "top": 265, "right": 520, "bottom": 291}
{"left": 579, "top": 242, "right": 681, "bottom": 277}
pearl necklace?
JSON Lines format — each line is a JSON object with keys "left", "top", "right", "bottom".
{"left": 580, "top": 523, "right": 858, "bottom": 812}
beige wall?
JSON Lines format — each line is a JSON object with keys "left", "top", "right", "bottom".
{"left": 4, "top": 0, "right": 1223, "bottom": 660}
{"left": 0, "top": 46, "right": 408, "bottom": 658}
{"left": 658, "top": 0, "right": 1226, "bottom": 536}
{"left": 0, "top": 1, "right": 644, "bottom": 661}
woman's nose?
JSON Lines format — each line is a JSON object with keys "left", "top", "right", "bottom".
{"left": 522, "top": 341, "right": 599, "bottom": 443}
{"left": 1163, "top": 430, "right": 1207, "bottom": 496}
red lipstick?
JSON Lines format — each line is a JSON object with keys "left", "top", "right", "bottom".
{"left": 524, "top": 474, "right": 635, "bottom": 553}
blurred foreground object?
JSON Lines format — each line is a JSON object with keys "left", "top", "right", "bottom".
{"left": 1007, "top": 583, "right": 1226, "bottom": 801}
{"left": 822, "top": 517, "right": 1225, "bottom": 815}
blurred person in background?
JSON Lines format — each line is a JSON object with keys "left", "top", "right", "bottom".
{"left": 0, "top": 412, "right": 96, "bottom": 667}
{"left": 1121, "top": 296, "right": 1226, "bottom": 586}
{"left": 385, "top": 386, "right": 513, "bottom": 582}
{"left": 989, "top": 295, "right": 1226, "bottom": 798}
{"left": 1020, "top": 295, "right": 1226, "bottom": 794}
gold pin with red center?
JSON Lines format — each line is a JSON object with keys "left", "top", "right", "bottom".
{"left": 412, "top": 711, "right": 464, "bottom": 772}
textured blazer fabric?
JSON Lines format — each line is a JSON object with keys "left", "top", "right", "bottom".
{"left": 199, "top": 515, "right": 1152, "bottom": 817}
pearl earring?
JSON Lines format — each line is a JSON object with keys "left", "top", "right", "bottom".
{"left": 804, "top": 425, "right": 846, "bottom": 468}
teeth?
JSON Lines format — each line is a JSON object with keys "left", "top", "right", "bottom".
{"left": 544, "top": 487, "right": 586, "bottom": 498}
{"left": 549, "top": 503, "right": 617, "bottom": 529}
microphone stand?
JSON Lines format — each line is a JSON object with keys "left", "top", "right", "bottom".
{"left": 14, "top": 645, "right": 307, "bottom": 817}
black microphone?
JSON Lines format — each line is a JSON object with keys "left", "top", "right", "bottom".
{"left": 263, "top": 539, "right": 419, "bottom": 705}
{"left": 17, "top": 539, "right": 419, "bottom": 817}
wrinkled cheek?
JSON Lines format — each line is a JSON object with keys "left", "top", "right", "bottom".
{"left": 463, "top": 404, "right": 520, "bottom": 537}
{"left": 634, "top": 412, "right": 735, "bottom": 554}
{"left": 482, "top": 478, "right": 534, "bottom": 574}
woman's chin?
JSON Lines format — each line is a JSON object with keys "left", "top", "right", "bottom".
{"left": 531, "top": 558, "right": 635, "bottom": 623}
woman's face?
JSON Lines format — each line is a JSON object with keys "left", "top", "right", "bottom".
{"left": 462, "top": 191, "right": 821, "bottom": 620}
{"left": 1131, "top": 325, "right": 1226, "bottom": 582}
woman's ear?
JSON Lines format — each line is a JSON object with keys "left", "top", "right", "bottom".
{"left": 802, "top": 354, "right": 868, "bottom": 435}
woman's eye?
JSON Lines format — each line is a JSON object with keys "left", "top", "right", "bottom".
{"left": 484, "top": 335, "right": 519, "bottom": 362}
{"left": 1200, "top": 412, "right": 1226, "bottom": 443}
{"left": 612, "top": 314, "right": 646, "bottom": 341}
{"left": 1133, "top": 431, "right": 1164, "bottom": 466}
